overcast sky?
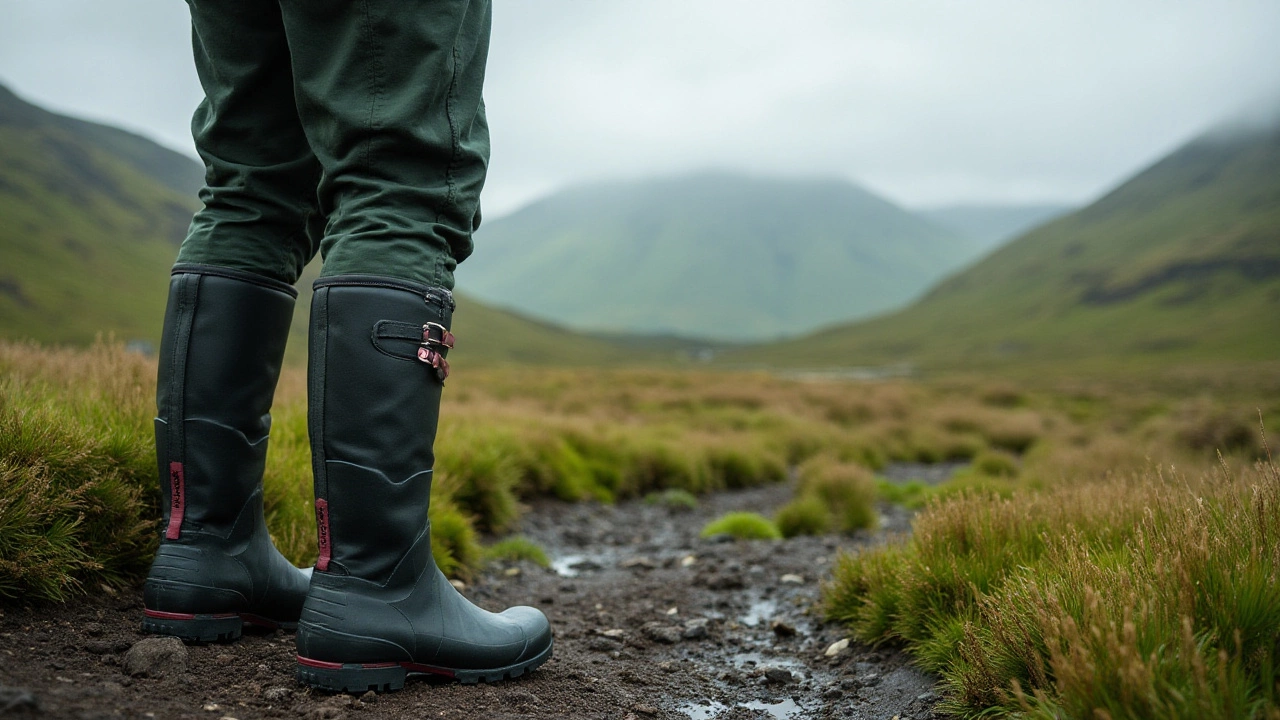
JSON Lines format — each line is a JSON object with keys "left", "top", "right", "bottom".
{"left": 2, "top": 1, "right": 1278, "bottom": 217}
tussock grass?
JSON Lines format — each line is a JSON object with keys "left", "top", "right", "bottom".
{"left": 825, "top": 441, "right": 1280, "bottom": 718}
{"left": 701, "top": 512, "right": 782, "bottom": 540}
{"left": 777, "top": 457, "right": 879, "bottom": 537}
{"left": 644, "top": 488, "right": 699, "bottom": 511}
{"left": 0, "top": 340, "right": 155, "bottom": 601}
{"left": 484, "top": 536, "right": 550, "bottom": 568}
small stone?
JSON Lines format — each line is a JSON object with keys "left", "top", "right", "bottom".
{"left": 202, "top": 703, "right": 220, "bottom": 711}
{"left": 214, "top": 653, "right": 235, "bottom": 666}
{"left": 640, "top": 622, "right": 681, "bottom": 644}
{"left": 861, "top": 672, "right": 881, "bottom": 687}
{"left": 763, "top": 667, "right": 795, "bottom": 684}
{"left": 599, "top": 628, "right": 626, "bottom": 639}
{"left": 680, "top": 555, "right": 697, "bottom": 567}
{"left": 917, "top": 690, "right": 938, "bottom": 702}
{"left": 449, "top": 579, "right": 467, "bottom": 591}
{"left": 664, "top": 607, "right": 678, "bottom": 616}
{"left": 780, "top": 573, "right": 804, "bottom": 584}
{"left": 822, "top": 687, "right": 844, "bottom": 700}
{"left": 360, "top": 690, "right": 377, "bottom": 703}
{"left": 771, "top": 620, "right": 797, "bottom": 637}
{"left": 824, "top": 638, "right": 850, "bottom": 657}
{"left": 503, "top": 567, "right": 521, "bottom": 577}
{"left": 633, "top": 704, "right": 659, "bottom": 715}
{"left": 83, "top": 622, "right": 104, "bottom": 637}
{"left": 122, "top": 637, "right": 188, "bottom": 678}
{"left": 681, "top": 619, "right": 709, "bottom": 640}
{"left": 263, "top": 686, "right": 292, "bottom": 703}
{"left": 705, "top": 572, "right": 746, "bottom": 590}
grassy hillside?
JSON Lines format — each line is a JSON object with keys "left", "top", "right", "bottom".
{"left": 0, "top": 84, "right": 197, "bottom": 349}
{"left": 0, "top": 84, "right": 647, "bottom": 367}
{"left": 460, "top": 172, "right": 982, "bottom": 341}
{"left": 741, "top": 122, "right": 1280, "bottom": 374}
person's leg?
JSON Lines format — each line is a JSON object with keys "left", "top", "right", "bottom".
{"left": 176, "top": 0, "right": 322, "bottom": 284}
{"left": 278, "top": 0, "right": 552, "bottom": 690}
{"left": 280, "top": 0, "right": 491, "bottom": 289}
{"left": 142, "top": 0, "right": 316, "bottom": 642}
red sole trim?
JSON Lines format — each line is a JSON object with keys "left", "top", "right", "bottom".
{"left": 296, "top": 655, "right": 456, "bottom": 678}
{"left": 144, "top": 609, "right": 238, "bottom": 620}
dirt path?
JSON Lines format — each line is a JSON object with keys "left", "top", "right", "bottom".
{"left": 0, "top": 484, "right": 941, "bottom": 720}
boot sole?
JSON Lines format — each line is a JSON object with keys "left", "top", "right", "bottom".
{"left": 142, "top": 609, "right": 297, "bottom": 644}
{"left": 295, "top": 641, "right": 553, "bottom": 692}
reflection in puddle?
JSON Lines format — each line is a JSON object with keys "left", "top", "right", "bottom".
{"left": 680, "top": 698, "right": 802, "bottom": 719}
{"left": 732, "top": 652, "right": 806, "bottom": 673}
{"left": 551, "top": 554, "right": 586, "bottom": 577}
{"left": 550, "top": 554, "right": 607, "bottom": 577}
{"left": 739, "top": 597, "right": 777, "bottom": 627}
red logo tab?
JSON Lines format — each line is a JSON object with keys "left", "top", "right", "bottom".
{"left": 165, "top": 462, "right": 185, "bottom": 540}
{"left": 315, "top": 499, "right": 331, "bottom": 571}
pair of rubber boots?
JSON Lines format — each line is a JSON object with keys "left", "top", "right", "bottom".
{"left": 141, "top": 264, "right": 552, "bottom": 691}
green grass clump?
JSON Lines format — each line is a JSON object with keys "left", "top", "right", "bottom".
{"left": 971, "top": 448, "right": 1019, "bottom": 477}
{"left": 825, "top": 453, "right": 1280, "bottom": 719}
{"left": 427, "top": 494, "right": 483, "bottom": 579}
{"left": 483, "top": 535, "right": 550, "bottom": 568}
{"left": 795, "top": 458, "right": 879, "bottom": 533}
{"left": 700, "top": 512, "right": 782, "bottom": 540}
{"left": 0, "top": 341, "right": 156, "bottom": 601}
{"left": 775, "top": 494, "right": 831, "bottom": 537}
{"left": 644, "top": 488, "right": 699, "bottom": 511}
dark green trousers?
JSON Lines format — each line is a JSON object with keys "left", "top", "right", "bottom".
{"left": 176, "top": 0, "right": 491, "bottom": 289}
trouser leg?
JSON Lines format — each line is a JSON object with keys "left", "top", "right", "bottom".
{"left": 279, "top": 0, "right": 492, "bottom": 289}
{"left": 178, "top": 0, "right": 323, "bottom": 285}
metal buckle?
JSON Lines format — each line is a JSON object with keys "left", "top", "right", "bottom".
{"left": 417, "top": 323, "right": 453, "bottom": 381}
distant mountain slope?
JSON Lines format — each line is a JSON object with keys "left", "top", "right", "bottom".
{"left": 0, "top": 83, "right": 199, "bottom": 347}
{"left": 0, "top": 84, "right": 644, "bottom": 367}
{"left": 919, "top": 203, "right": 1074, "bottom": 252}
{"left": 740, "top": 122, "right": 1280, "bottom": 371}
{"left": 459, "top": 173, "right": 981, "bottom": 341}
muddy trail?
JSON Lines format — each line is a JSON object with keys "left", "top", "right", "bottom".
{"left": 0, "top": 482, "right": 942, "bottom": 720}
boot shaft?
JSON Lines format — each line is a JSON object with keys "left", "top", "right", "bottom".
{"left": 307, "top": 276, "right": 454, "bottom": 582}
{"left": 156, "top": 264, "right": 296, "bottom": 540}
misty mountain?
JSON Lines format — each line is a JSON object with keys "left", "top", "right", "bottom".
{"left": 919, "top": 203, "right": 1074, "bottom": 252}
{"left": 460, "top": 173, "right": 982, "bottom": 341}
{"left": 0, "top": 84, "right": 643, "bottom": 366}
{"left": 740, "top": 120, "right": 1280, "bottom": 371}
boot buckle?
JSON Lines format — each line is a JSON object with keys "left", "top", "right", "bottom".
{"left": 417, "top": 323, "right": 453, "bottom": 381}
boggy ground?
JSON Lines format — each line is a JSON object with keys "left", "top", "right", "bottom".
{"left": 0, "top": 483, "right": 940, "bottom": 720}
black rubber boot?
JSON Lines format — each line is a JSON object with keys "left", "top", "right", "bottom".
{"left": 295, "top": 276, "right": 552, "bottom": 692}
{"left": 143, "top": 264, "right": 312, "bottom": 643}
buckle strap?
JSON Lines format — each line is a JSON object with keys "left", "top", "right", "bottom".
{"left": 417, "top": 323, "right": 453, "bottom": 381}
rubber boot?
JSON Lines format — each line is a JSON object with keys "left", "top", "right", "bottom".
{"left": 295, "top": 276, "right": 553, "bottom": 692}
{"left": 143, "top": 264, "right": 312, "bottom": 643}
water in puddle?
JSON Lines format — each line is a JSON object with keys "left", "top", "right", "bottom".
{"left": 550, "top": 553, "right": 607, "bottom": 577}
{"left": 680, "top": 698, "right": 801, "bottom": 719}
{"left": 739, "top": 597, "right": 777, "bottom": 627}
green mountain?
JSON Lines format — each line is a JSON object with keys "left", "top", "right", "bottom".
{"left": 459, "top": 173, "right": 981, "bottom": 341}
{"left": 739, "top": 120, "right": 1280, "bottom": 373}
{"left": 919, "top": 203, "right": 1074, "bottom": 253}
{"left": 0, "top": 84, "right": 641, "bottom": 366}
{"left": 0, "top": 83, "right": 199, "bottom": 347}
